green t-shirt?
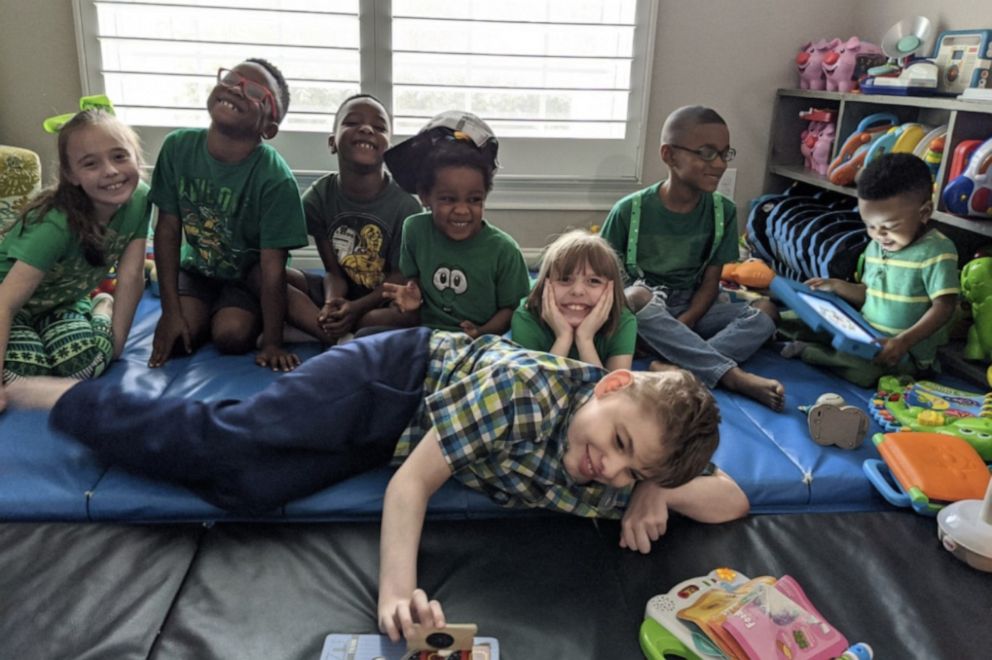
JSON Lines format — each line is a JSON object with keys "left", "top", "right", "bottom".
{"left": 149, "top": 128, "right": 307, "bottom": 281}
{"left": 302, "top": 172, "right": 422, "bottom": 296}
{"left": 0, "top": 180, "right": 152, "bottom": 318}
{"left": 510, "top": 301, "right": 637, "bottom": 362}
{"left": 399, "top": 212, "right": 530, "bottom": 331}
{"left": 599, "top": 182, "right": 738, "bottom": 290}
{"left": 858, "top": 228, "right": 959, "bottom": 365}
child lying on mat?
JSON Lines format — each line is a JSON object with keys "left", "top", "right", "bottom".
{"left": 6, "top": 327, "right": 748, "bottom": 642}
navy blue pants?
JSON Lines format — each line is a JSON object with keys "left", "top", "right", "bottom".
{"left": 50, "top": 327, "right": 433, "bottom": 512}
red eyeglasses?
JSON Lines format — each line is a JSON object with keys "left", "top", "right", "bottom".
{"left": 216, "top": 68, "right": 279, "bottom": 121}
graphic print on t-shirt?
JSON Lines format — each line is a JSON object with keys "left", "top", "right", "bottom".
{"left": 431, "top": 264, "right": 468, "bottom": 313}
{"left": 332, "top": 216, "right": 388, "bottom": 290}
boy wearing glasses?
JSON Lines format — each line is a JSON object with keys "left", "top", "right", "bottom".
{"left": 601, "top": 105, "right": 784, "bottom": 410}
{"left": 148, "top": 58, "right": 307, "bottom": 371}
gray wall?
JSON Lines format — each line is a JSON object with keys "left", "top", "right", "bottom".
{"left": 0, "top": 0, "right": 980, "bottom": 249}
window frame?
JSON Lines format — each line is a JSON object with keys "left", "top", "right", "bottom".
{"left": 72, "top": 0, "right": 657, "bottom": 209}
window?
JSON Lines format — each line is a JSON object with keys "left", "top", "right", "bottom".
{"left": 74, "top": 0, "right": 656, "bottom": 197}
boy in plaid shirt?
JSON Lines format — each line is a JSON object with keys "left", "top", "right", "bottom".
{"left": 8, "top": 326, "right": 748, "bottom": 642}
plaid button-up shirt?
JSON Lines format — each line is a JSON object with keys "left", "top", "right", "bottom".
{"left": 394, "top": 332, "right": 633, "bottom": 519}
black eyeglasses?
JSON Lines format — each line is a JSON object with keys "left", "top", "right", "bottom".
{"left": 670, "top": 144, "right": 736, "bottom": 163}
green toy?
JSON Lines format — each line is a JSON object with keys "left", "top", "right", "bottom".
{"left": 962, "top": 256, "right": 992, "bottom": 362}
{"left": 870, "top": 375, "right": 992, "bottom": 461}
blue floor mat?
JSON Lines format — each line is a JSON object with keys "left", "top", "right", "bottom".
{"left": 0, "top": 290, "right": 930, "bottom": 522}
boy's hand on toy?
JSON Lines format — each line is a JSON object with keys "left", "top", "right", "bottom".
{"left": 459, "top": 320, "right": 481, "bottom": 338}
{"left": 378, "top": 588, "right": 446, "bottom": 643}
{"left": 255, "top": 343, "right": 300, "bottom": 372}
{"left": 873, "top": 335, "right": 910, "bottom": 366}
{"left": 319, "top": 298, "right": 356, "bottom": 337}
{"left": 575, "top": 286, "right": 613, "bottom": 344}
{"left": 383, "top": 281, "right": 423, "bottom": 313}
{"left": 541, "top": 285, "right": 574, "bottom": 341}
{"left": 149, "top": 311, "right": 192, "bottom": 367}
{"left": 620, "top": 481, "right": 670, "bottom": 554}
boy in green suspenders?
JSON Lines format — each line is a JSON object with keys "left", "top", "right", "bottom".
{"left": 600, "top": 106, "right": 785, "bottom": 411}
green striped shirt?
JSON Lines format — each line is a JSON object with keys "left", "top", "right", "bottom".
{"left": 859, "top": 229, "right": 959, "bottom": 364}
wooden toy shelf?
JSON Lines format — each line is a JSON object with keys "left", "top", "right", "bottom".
{"left": 765, "top": 88, "right": 992, "bottom": 386}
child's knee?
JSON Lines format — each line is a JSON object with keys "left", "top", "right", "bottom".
{"left": 51, "top": 343, "right": 111, "bottom": 379}
{"left": 751, "top": 298, "right": 780, "bottom": 324}
{"left": 625, "top": 285, "right": 653, "bottom": 312}
{"left": 212, "top": 326, "right": 257, "bottom": 354}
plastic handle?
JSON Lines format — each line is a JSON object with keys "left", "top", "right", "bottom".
{"left": 862, "top": 459, "right": 910, "bottom": 507}
{"left": 856, "top": 112, "right": 899, "bottom": 132}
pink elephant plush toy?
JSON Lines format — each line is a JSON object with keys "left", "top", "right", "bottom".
{"left": 796, "top": 38, "right": 839, "bottom": 90}
{"left": 823, "top": 37, "right": 885, "bottom": 92}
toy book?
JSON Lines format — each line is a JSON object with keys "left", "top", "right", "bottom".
{"left": 320, "top": 633, "right": 499, "bottom": 660}
{"left": 641, "top": 568, "right": 850, "bottom": 660}
{"left": 770, "top": 276, "right": 886, "bottom": 360}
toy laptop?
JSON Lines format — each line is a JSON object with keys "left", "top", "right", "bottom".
{"left": 863, "top": 431, "right": 992, "bottom": 516}
{"left": 320, "top": 631, "right": 499, "bottom": 660}
{"left": 770, "top": 276, "right": 884, "bottom": 360}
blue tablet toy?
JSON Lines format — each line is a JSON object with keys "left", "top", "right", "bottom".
{"left": 770, "top": 275, "right": 885, "bottom": 360}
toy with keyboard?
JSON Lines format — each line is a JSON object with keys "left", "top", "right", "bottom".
{"left": 640, "top": 568, "right": 856, "bottom": 660}
{"left": 932, "top": 29, "right": 992, "bottom": 95}
{"left": 869, "top": 375, "right": 992, "bottom": 460}
{"left": 942, "top": 136, "right": 992, "bottom": 218}
{"left": 770, "top": 276, "right": 885, "bottom": 360}
{"left": 863, "top": 431, "right": 991, "bottom": 516}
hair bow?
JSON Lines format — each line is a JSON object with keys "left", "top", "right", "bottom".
{"left": 42, "top": 95, "right": 115, "bottom": 134}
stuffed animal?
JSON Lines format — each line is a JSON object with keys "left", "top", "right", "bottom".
{"left": 822, "top": 37, "right": 886, "bottom": 92}
{"left": 796, "top": 38, "right": 839, "bottom": 90}
{"left": 962, "top": 256, "right": 992, "bottom": 362}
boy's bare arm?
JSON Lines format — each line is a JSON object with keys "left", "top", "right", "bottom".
{"left": 620, "top": 469, "right": 749, "bottom": 554}
{"left": 679, "top": 265, "right": 722, "bottom": 327}
{"left": 378, "top": 429, "right": 453, "bottom": 641}
{"left": 149, "top": 212, "right": 191, "bottom": 366}
{"left": 314, "top": 236, "right": 348, "bottom": 300}
{"left": 256, "top": 248, "right": 299, "bottom": 371}
{"left": 805, "top": 277, "right": 867, "bottom": 307}
{"left": 467, "top": 306, "right": 515, "bottom": 338}
{"left": 875, "top": 292, "right": 958, "bottom": 365}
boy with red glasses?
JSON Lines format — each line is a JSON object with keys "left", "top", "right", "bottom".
{"left": 148, "top": 58, "right": 307, "bottom": 372}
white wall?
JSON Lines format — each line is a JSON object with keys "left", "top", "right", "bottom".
{"left": 0, "top": 0, "right": 984, "bottom": 249}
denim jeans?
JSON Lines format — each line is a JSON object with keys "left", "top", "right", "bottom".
{"left": 634, "top": 285, "right": 775, "bottom": 387}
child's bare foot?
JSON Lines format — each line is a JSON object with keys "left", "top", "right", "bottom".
{"left": 5, "top": 376, "right": 79, "bottom": 410}
{"left": 720, "top": 367, "right": 785, "bottom": 411}
{"left": 648, "top": 359, "right": 676, "bottom": 372}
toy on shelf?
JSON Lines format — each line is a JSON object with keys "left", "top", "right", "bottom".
{"left": 961, "top": 256, "right": 992, "bottom": 361}
{"left": 938, "top": 469, "right": 992, "bottom": 572}
{"left": 868, "top": 375, "right": 992, "bottom": 460}
{"left": 799, "top": 108, "right": 837, "bottom": 176}
{"left": 946, "top": 139, "right": 983, "bottom": 181}
{"left": 822, "top": 37, "right": 886, "bottom": 93}
{"left": 860, "top": 16, "right": 939, "bottom": 96}
{"left": 863, "top": 431, "right": 991, "bottom": 516}
{"left": 932, "top": 29, "right": 992, "bottom": 96}
{"left": 721, "top": 258, "right": 775, "bottom": 289}
{"left": 640, "top": 568, "right": 853, "bottom": 660}
{"left": 770, "top": 276, "right": 886, "bottom": 360}
{"left": 942, "top": 136, "right": 992, "bottom": 218}
{"left": 799, "top": 393, "right": 869, "bottom": 449}
{"left": 827, "top": 113, "right": 899, "bottom": 186}
{"left": 912, "top": 124, "right": 948, "bottom": 182}
{"left": 796, "top": 39, "right": 840, "bottom": 90}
